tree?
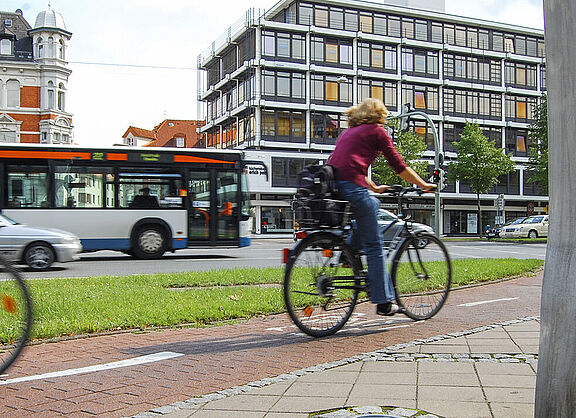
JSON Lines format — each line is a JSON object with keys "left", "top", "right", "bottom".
{"left": 526, "top": 95, "right": 548, "bottom": 193}
{"left": 535, "top": 2, "right": 576, "bottom": 415}
{"left": 448, "top": 123, "right": 515, "bottom": 237}
{"left": 372, "top": 126, "right": 428, "bottom": 186}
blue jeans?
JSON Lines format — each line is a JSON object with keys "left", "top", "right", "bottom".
{"left": 336, "top": 180, "right": 396, "bottom": 304}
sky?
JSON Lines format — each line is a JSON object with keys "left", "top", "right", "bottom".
{"left": 3, "top": 0, "right": 544, "bottom": 147}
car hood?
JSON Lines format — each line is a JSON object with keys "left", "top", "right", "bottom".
{"left": 1, "top": 224, "right": 79, "bottom": 238}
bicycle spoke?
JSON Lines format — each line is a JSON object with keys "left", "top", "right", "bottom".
{"left": 393, "top": 234, "right": 451, "bottom": 320}
{"left": 284, "top": 234, "right": 361, "bottom": 337}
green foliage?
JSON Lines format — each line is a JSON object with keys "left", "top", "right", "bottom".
{"left": 526, "top": 95, "right": 548, "bottom": 193}
{"left": 372, "top": 123, "right": 428, "bottom": 186}
{"left": 448, "top": 123, "right": 515, "bottom": 194}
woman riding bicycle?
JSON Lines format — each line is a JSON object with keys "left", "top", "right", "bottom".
{"left": 327, "top": 98, "right": 435, "bottom": 316}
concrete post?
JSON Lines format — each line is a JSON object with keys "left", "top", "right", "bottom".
{"left": 535, "top": 1, "right": 576, "bottom": 416}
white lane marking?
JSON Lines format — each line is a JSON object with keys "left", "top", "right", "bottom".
{"left": 455, "top": 245, "right": 529, "bottom": 256}
{"left": 458, "top": 297, "right": 519, "bottom": 307}
{"left": 0, "top": 351, "right": 184, "bottom": 386}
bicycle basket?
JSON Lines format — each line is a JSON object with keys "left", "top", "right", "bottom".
{"left": 294, "top": 198, "right": 347, "bottom": 228}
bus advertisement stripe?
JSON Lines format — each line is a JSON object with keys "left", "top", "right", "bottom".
{"left": 106, "top": 153, "right": 128, "bottom": 161}
{"left": 0, "top": 150, "right": 92, "bottom": 160}
{"left": 173, "top": 155, "right": 235, "bottom": 164}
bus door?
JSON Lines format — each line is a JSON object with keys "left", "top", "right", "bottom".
{"left": 187, "top": 170, "right": 239, "bottom": 244}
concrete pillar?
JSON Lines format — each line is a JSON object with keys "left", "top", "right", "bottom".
{"left": 535, "top": 1, "right": 576, "bottom": 416}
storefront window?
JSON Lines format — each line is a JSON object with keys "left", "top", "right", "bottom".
{"left": 261, "top": 207, "right": 294, "bottom": 233}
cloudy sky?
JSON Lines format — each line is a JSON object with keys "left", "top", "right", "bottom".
{"left": 3, "top": 0, "right": 544, "bottom": 146}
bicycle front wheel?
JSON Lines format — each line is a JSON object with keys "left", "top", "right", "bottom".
{"left": 0, "top": 258, "right": 32, "bottom": 376}
{"left": 391, "top": 233, "right": 451, "bottom": 320}
{"left": 284, "top": 232, "right": 362, "bottom": 337}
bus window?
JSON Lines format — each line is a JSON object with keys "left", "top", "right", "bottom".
{"left": 7, "top": 166, "right": 49, "bottom": 208}
{"left": 54, "top": 166, "right": 111, "bottom": 208}
{"left": 118, "top": 170, "right": 183, "bottom": 209}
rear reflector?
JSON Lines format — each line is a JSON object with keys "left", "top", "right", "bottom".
{"left": 295, "top": 230, "right": 307, "bottom": 240}
{"left": 282, "top": 248, "right": 290, "bottom": 264}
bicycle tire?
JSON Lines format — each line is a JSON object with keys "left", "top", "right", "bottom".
{"left": 391, "top": 233, "right": 451, "bottom": 320}
{"left": 284, "top": 232, "right": 362, "bottom": 337}
{"left": 0, "top": 257, "right": 33, "bottom": 376}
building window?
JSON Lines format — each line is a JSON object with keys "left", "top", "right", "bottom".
{"left": 6, "top": 80, "right": 20, "bottom": 107}
{"left": 311, "top": 74, "right": 352, "bottom": 105}
{"left": 358, "top": 43, "right": 396, "bottom": 73}
{"left": 505, "top": 95, "right": 537, "bottom": 122}
{"left": 0, "top": 38, "right": 12, "bottom": 55}
{"left": 262, "top": 31, "right": 305, "bottom": 62}
{"left": 506, "top": 128, "right": 530, "bottom": 156}
{"left": 358, "top": 79, "right": 397, "bottom": 111}
{"left": 58, "top": 83, "right": 66, "bottom": 111}
{"left": 311, "top": 37, "right": 352, "bottom": 66}
{"left": 262, "top": 70, "right": 305, "bottom": 102}
{"left": 505, "top": 62, "right": 537, "bottom": 89}
{"left": 261, "top": 110, "right": 305, "bottom": 143}
{"left": 401, "top": 84, "right": 438, "bottom": 114}
{"left": 444, "top": 54, "right": 501, "bottom": 85}
{"left": 311, "top": 113, "right": 347, "bottom": 145}
{"left": 401, "top": 48, "right": 438, "bottom": 77}
{"left": 176, "top": 137, "right": 185, "bottom": 147}
{"left": 443, "top": 88, "right": 502, "bottom": 120}
{"left": 59, "top": 39, "right": 65, "bottom": 59}
{"left": 272, "top": 157, "right": 319, "bottom": 188}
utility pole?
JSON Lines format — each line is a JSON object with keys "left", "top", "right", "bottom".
{"left": 535, "top": 1, "right": 576, "bottom": 415}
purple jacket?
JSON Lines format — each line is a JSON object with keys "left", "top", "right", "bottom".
{"left": 327, "top": 124, "right": 407, "bottom": 187}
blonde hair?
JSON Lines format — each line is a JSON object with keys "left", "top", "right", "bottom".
{"left": 346, "top": 98, "right": 389, "bottom": 127}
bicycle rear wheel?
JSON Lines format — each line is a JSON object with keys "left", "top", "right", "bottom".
{"left": 0, "top": 258, "right": 32, "bottom": 376}
{"left": 284, "top": 232, "right": 362, "bottom": 337}
{"left": 391, "top": 233, "right": 451, "bottom": 320}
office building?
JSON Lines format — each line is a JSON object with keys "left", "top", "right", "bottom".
{"left": 197, "top": 0, "right": 546, "bottom": 235}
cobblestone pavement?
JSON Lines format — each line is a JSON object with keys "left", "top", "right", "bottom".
{"left": 0, "top": 273, "right": 542, "bottom": 417}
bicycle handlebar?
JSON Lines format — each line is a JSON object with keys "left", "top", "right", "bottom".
{"left": 385, "top": 184, "right": 437, "bottom": 196}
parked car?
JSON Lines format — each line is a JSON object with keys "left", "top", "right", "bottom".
{"left": 0, "top": 214, "right": 82, "bottom": 271}
{"left": 501, "top": 215, "right": 549, "bottom": 239}
{"left": 485, "top": 217, "right": 527, "bottom": 239}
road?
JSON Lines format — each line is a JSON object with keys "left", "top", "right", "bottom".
{"left": 18, "top": 238, "right": 547, "bottom": 279}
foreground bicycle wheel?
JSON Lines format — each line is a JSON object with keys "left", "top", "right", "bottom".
{"left": 391, "top": 233, "right": 451, "bottom": 320}
{"left": 0, "top": 258, "right": 32, "bottom": 376}
{"left": 284, "top": 233, "right": 362, "bottom": 337}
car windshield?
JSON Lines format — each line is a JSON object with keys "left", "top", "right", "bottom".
{"left": 522, "top": 216, "right": 544, "bottom": 224}
{"left": 505, "top": 218, "right": 526, "bottom": 226}
{"left": 0, "top": 214, "right": 19, "bottom": 225}
{"left": 377, "top": 210, "right": 397, "bottom": 222}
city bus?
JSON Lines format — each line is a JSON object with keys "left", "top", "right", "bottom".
{"left": 0, "top": 144, "right": 252, "bottom": 259}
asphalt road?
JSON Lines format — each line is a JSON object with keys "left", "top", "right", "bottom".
{"left": 16, "top": 238, "right": 547, "bottom": 279}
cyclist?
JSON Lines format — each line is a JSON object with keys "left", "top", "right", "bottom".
{"left": 327, "top": 98, "right": 435, "bottom": 316}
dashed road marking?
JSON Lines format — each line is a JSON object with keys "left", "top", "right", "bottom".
{"left": 0, "top": 351, "right": 184, "bottom": 386}
{"left": 458, "top": 297, "right": 519, "bottom": 307}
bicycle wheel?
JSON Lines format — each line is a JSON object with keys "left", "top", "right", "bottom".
{"left": 284, "top": 232, "right": 362, "bottom": 337}
{"left": 391, "top": 233, "right": 451, "bottom": 320}
{"left": 0, "top": 257, "right": 32, "bottom": 376}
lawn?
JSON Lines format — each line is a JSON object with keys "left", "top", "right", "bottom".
{"left": 1, "top": 258, "right": 544, "bottom": 342}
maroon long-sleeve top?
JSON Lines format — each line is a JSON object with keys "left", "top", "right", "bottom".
{"left": 327, "top": 124, "right": 407, "bottom": 188}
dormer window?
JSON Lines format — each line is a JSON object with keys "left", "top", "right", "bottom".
{"left": 0, "top": 39, "right": 12, "bottom": 55}
{"left": 4, "top": 19, "right": 12, "bottom": 27}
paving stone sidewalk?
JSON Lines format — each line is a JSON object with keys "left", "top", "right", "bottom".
{"left": 136, "top": 317, "right": 540, "bottom": 418}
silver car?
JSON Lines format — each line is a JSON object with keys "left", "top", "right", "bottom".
{"left": 377, "top": 209, "right": 434, "bottom": 248}
{"left": 0, "top": 214, "right": 82, "bottom": 271}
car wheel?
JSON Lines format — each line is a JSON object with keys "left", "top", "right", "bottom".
{"left": 528, "top": 230, "right": 538, "bottom": 239}
{"left": 132, "top": 225, "right": 167, "bottom": 259}
{"left": 24, "top": 242, "right": 55, "bottom": 271}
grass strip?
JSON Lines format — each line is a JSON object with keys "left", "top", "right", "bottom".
{"left": 1, "top": 259, "right": 543, "bottom": 342}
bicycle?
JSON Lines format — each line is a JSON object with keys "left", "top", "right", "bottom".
{"left": 283, "top": 185, "right": 451, "bottom": 337}
{"left": 0, "top": 256, "right": 33, "bottom": 375}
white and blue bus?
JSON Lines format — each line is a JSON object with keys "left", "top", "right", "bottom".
{"left": 0, "top": 144, "right": 253, "bottom": 259}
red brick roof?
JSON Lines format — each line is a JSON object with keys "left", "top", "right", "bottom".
{"left": 124, "top": 120, "right": 205, "bottom": 148}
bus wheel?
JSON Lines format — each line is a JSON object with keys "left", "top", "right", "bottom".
{"left": 132, "top": 225, "right": 167, "bottom": 259}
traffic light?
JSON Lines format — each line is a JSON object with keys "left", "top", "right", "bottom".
{"left": 432, "top": 168, "right": 445, "bottom": 190}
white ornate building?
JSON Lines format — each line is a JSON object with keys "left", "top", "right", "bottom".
{"left": 0, "top": 6, "right": 73, "bottom": 144}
